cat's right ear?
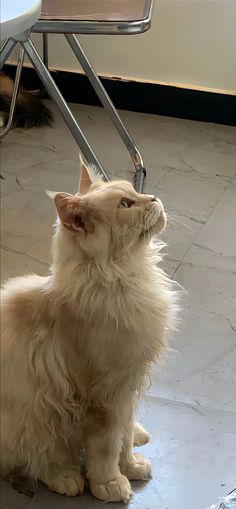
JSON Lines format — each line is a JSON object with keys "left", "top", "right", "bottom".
{"left": 78, "top": 154, "right": 103, "bottom": 194}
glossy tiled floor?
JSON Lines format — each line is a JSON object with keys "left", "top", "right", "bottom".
{"left": 1, "top": 103, "right": 236, "bottom": 509}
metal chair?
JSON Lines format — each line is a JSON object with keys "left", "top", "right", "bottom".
{"left": 0, "top": 0, "right": 42, "bottom": 137}
{"left": 1, "top": 0, "right": 153, "bottom": 192}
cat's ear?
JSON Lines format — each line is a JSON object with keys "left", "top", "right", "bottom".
{"left": 48, "top": 191, "right": 94, "bottom": 233}
{"left": 78, "top": 154, "right": 102, "bottom": 194}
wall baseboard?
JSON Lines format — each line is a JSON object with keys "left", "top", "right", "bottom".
{"left": 3, "top": 65, "right": 236, "bottom": 127}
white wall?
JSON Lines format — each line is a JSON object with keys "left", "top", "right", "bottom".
{"left": 10, "top": 0, "right": 236, "bottom": 94}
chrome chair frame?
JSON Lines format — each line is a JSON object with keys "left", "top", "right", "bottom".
{"left": 0, "top": 0, "right": 153, "bottom": 192}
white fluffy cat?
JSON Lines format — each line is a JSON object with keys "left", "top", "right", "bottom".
{"left": 0, "top": 159, "right": 177, "bottom": 502}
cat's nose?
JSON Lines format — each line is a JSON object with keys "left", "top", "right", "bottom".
{"left": 149, "top": 195, "right": 164, "bottom": 211}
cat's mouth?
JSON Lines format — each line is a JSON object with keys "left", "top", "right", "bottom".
{"left": 141, "top": 208, "right": 166, "bottom": 237}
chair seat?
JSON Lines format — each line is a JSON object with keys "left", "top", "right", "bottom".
{"left": 1, "top": 0, "right": 41, "bottom": 40}
{"left": 40, "top": 0, "right": 151, "bottom": 22}
{"left": 33, "top": 0, "right": 153, "bottom": 35}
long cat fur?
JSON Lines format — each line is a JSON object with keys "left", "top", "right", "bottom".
{"left": 0, "top": 72, "right": 53, "bottom": 128}
{"left": 0, "top": 161, "right": 178, "bottom": 502}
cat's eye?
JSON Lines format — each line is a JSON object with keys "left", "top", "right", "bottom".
{"left": 120, "top": 198, "right": 134, "bottom": 208}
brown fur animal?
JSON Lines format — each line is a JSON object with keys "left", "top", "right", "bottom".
{"left": 0, "top": 72, "right": 53, "bottom": 128}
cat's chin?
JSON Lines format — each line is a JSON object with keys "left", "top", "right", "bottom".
{"left": 140, "top": 210, "right": 166, "bottom": 239}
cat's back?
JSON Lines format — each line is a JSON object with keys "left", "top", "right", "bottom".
{"left": 1, "top": 274, "right": 51, "bottom": 345}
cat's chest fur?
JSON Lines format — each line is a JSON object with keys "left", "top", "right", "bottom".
{"left": 56, "top": 270, "right": 169, "bottom": 400}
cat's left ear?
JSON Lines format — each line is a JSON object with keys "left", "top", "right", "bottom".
{"left": 47, "top": 191, "right": 94, "bottom": 233}
{"left": 78, "top": 155, "right": 102, "bottom": 194}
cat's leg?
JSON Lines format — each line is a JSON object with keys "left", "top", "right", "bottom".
{"left": 120, "top": 420, "right": 152, "bottom": 481}
{"left": 1, "top": 419, "right": 84, "bottom": 497}
{"left": 133, "top": 422, "right": 151, "bottom": 447}
{"left": 40, "top": 440, "right": 84, "bottom": 497}
{"left": 86, "top": 409, "right": 132, "bottom": 503}
{"left": 42, "top": 463, "right": 84, "bottom": 496}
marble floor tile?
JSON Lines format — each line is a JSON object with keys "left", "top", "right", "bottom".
{"left": 161, "top": 214, "right": 202, "bottom": 263}
{"left": 0, "top": 170, "right": 24, "bottom": 198}
{"left": 7, "top": 157, "right": 82, "bottom": 195}
{"left": 179, "top": 140, "right": 236, "bottom": 179}
{"left": 155, "top": 167, "right": 231, "bottom": 223}
{"left": 1, "top": 136, "right": 60, "bottom": 176}
{"left": 184, "top": 177, "right": 236, "bottom": 271}
{"left": 150, "top": 307, "right": 236, "bottom": 412}
{"left": 175, "top": 262, "right": 236, "bottom": 316}
{"left": 0, "top": 245, "right": 49, "bottom": 283}
{"left": 159, "top": 256, "right": 180, "bottom": 279}
{"left": 1, "top": 189, "right": 54, "bottom": 252}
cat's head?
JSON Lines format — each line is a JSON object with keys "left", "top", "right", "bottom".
{"left": 50, "top": 158, "right": 166, "bottom": 258}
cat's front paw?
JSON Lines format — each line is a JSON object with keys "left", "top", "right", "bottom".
{"left": 90, "top": 474, "right": 132, "bottom": 503}
{"left": 47, "top": 468, "right": 84, "bottom": 496}
{"left": 125, "top": 453, "right": 152, "bottom": 481}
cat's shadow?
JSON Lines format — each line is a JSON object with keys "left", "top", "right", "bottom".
{"left": 6, "top": 473, "right": 37, "bottom": 497}
{"left": 6, "top": 475, "right": 148, "bottom": 506}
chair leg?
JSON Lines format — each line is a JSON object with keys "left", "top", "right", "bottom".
{"left": 65, "top": 34, "right": 146, "bottom": 193}
{"left": 0, "top": 46, "right": 25, "bottom": 140}
{"left": 43, "top": 33, "right": 49, "bottom": 68}
{"left": 22, "top": 38, "right": 109, "bottom": 182}
{"left": 0, "top": 39, "right": 17, "bottom": 70}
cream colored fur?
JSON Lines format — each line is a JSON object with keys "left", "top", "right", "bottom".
{"left": 0, "top": 160, "right": 177, "bottom": 502}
